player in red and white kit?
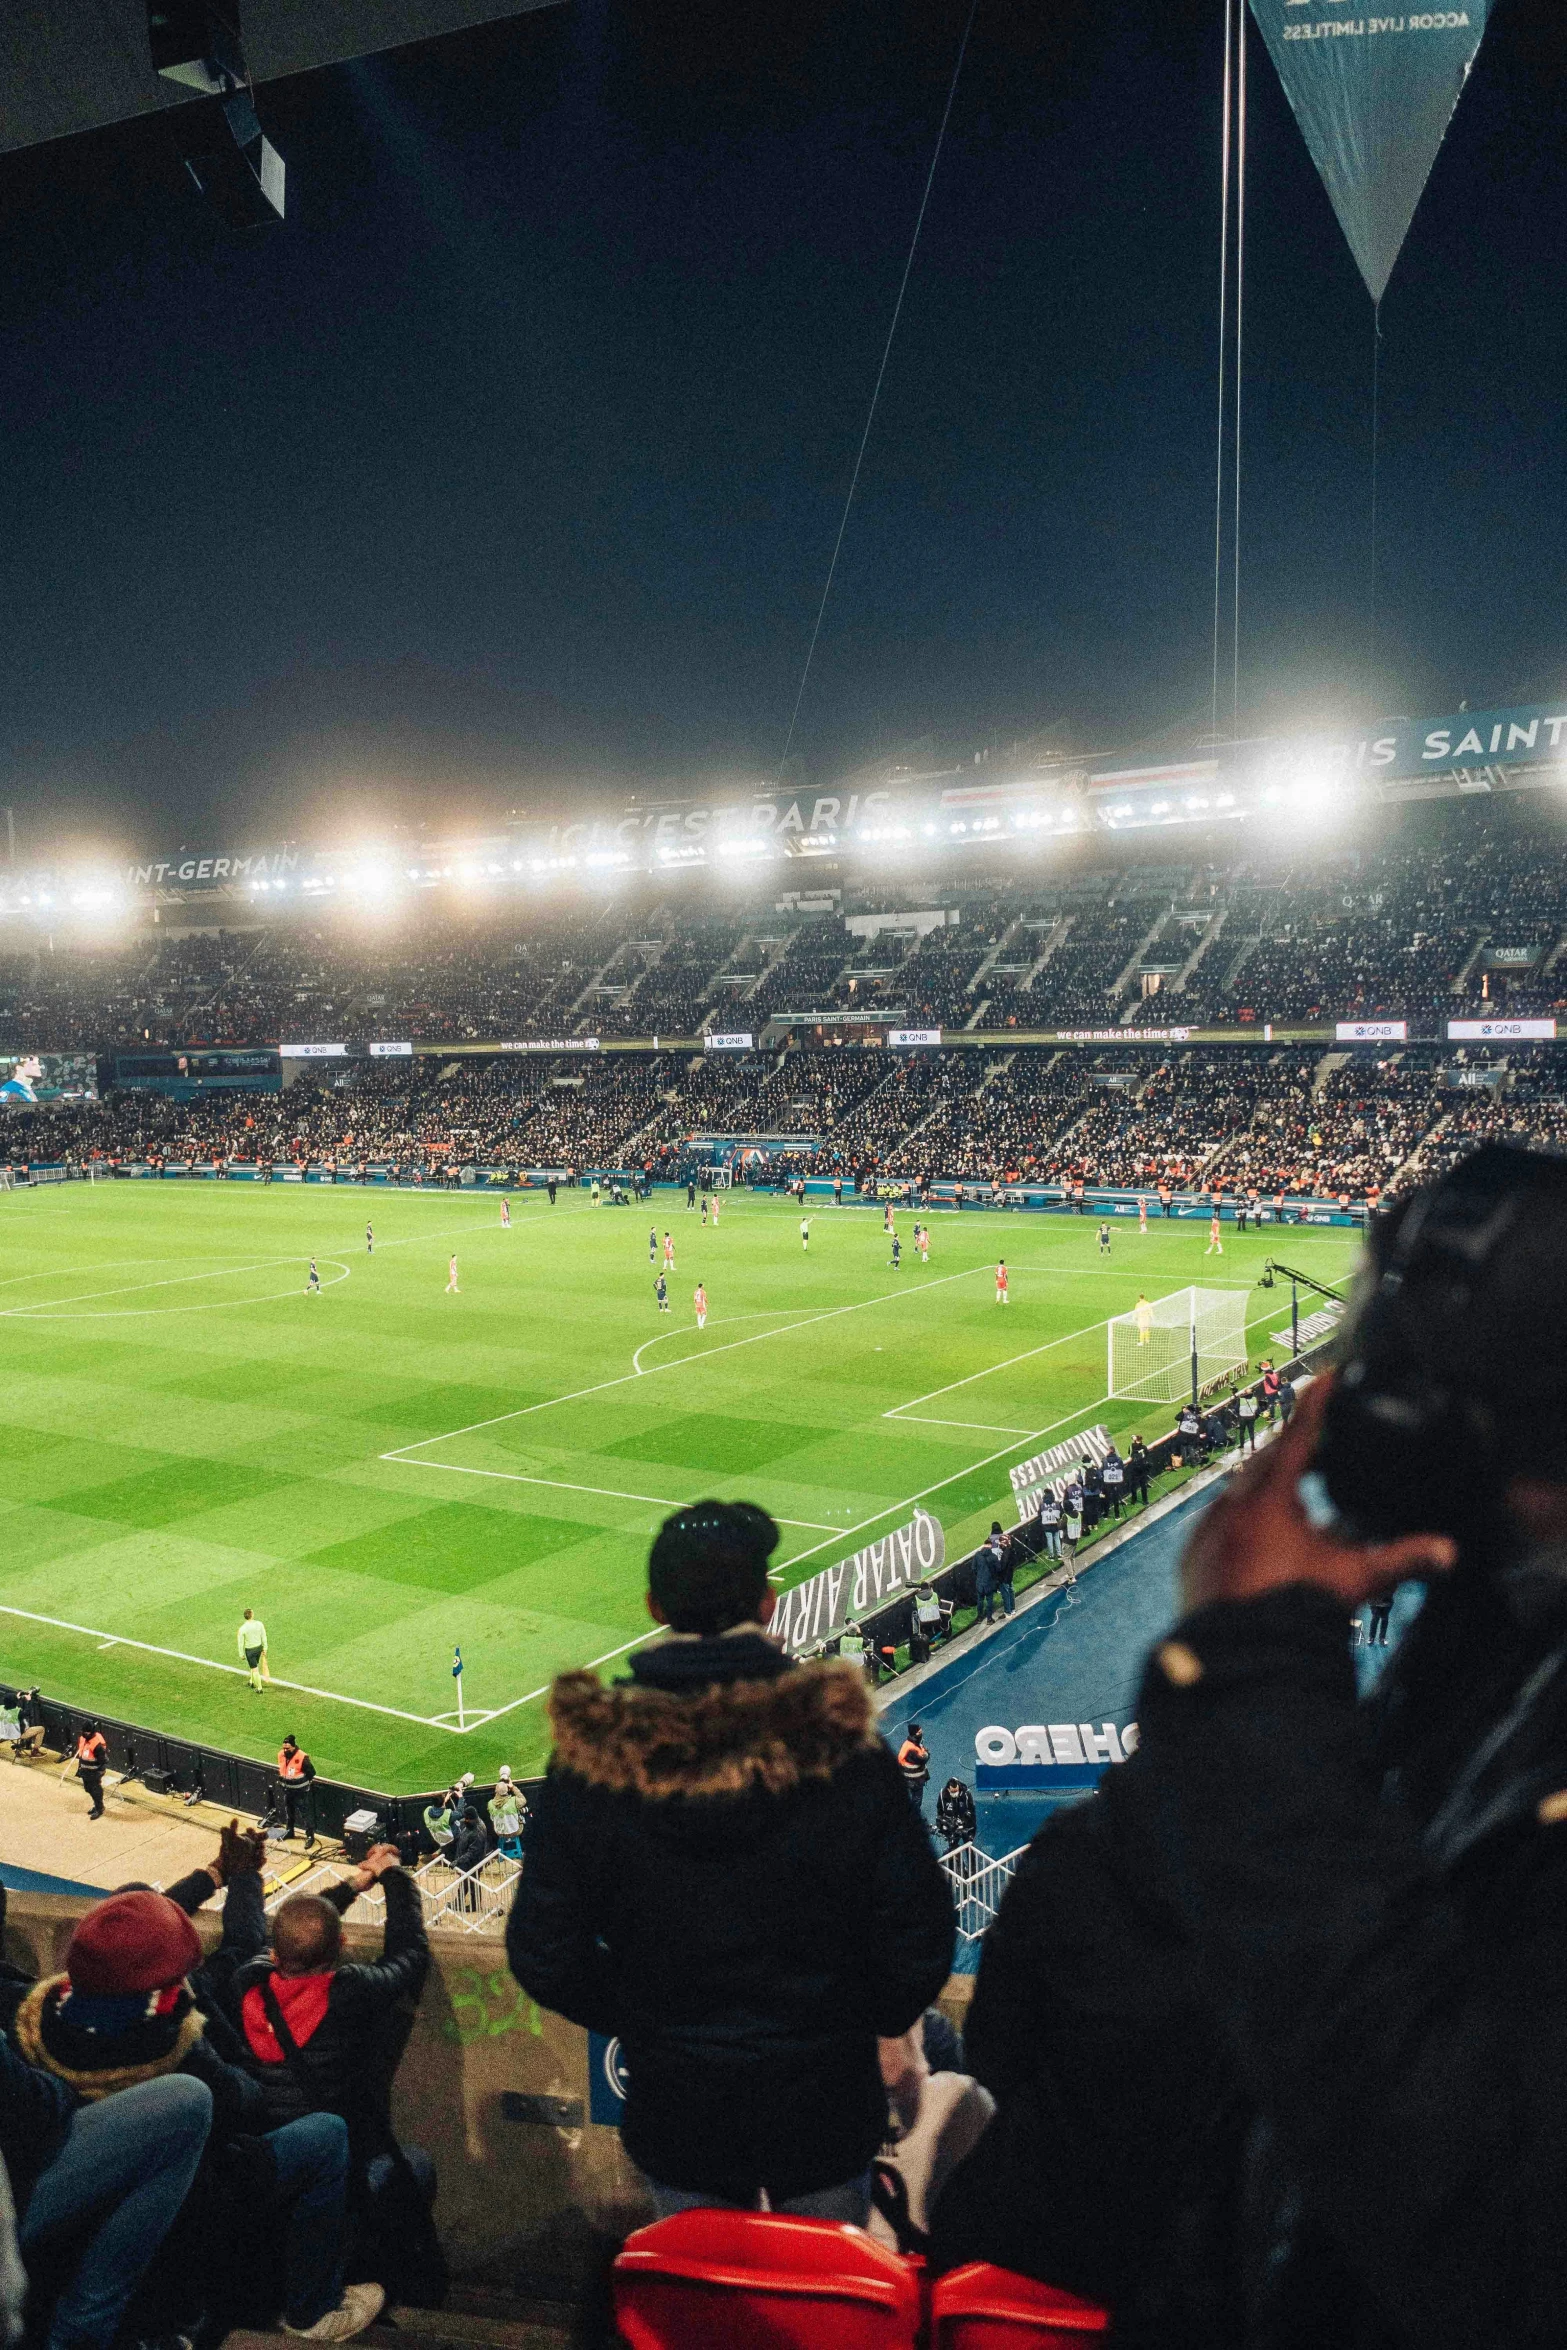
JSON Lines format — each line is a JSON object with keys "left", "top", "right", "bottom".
{"left": 663, "top": 1232, "right": 676, "bottom": 1272}
{"left": 995, "top": 1259, "right": 1009, "bottom": 1305}
{"left": 1138, "top": 1196, "right": 1148, "bottom": 1234}
{"left": 693, "top": 1281, "right": 708, "bottom": 1330}
{"left": 1205, "top": 1210, "right": 1224, "bottom": 1257}
{"left": 500, "top": 1197, "right": 511, "bottom": 1227}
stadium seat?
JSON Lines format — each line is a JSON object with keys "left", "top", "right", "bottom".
{"left": 612, "top": 2210, "right": 923, "bottom": 2349}
{"left": 930, "top": 2263, "right": 1111, "bottom": 2348}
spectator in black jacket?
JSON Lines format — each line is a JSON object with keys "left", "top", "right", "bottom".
{"left": 507, "top": 1500, "right": 955, "bottom": 2220}
{"left": 934, "top": 1150, "right": 1567, "bottom": 2349}
{"left": 227, "top": 1844, "right": 441, "bottom": 2308}
{"left": 3, "top": 1889, "right": 379, "bottom": 2345}
{"left": 1, "top": 2027, "right": 209, "bottom": 2350}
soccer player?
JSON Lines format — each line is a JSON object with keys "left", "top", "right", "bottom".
{"left": 711, "top": 1192, "right": 720, "bottom": 1226}
{"left": 800, "top": 1215, "right": 811, "bottom": 1251}
{"left": 701, "top": 1196, "right": 709, "bottom": 1225}
{"left": 649, "top": 1224, "right": 658, "bottom": 1264}
{"left": 366, "top": 1221, "right": 373, "bottom": 1253}
{"left": 305, "top": 1256, "right": 320, "bottom": 1294}
{"left": 1139, "top": 1195, "right": 1149, "bottom": 1234}
{"left": 890, "top": 1234, "right": 902, "bottom": 1269}
{"left": 500, "top": 1197, "right": 511, "bottom": 1228}
{"left": 446, "top": 1253, "right": 460, "bottom": 1293}
{"left": 663, "top": 1231, "right": 676, "bottom": 1272}
{"left": 591, "top": 1177, "right": 601, "bottom": 1207}
{"left": 687, "top": 1178, "right": 696, "bottom": 1209}
{"left": 694, "top": 1280, "right": 708, "bottom": 1330}
{"left": 995, "top": 1259, "right": 1009, "bottom": 1305}
{"left": 1098, "top": 1221, "right": 1111, "bottom": 1255}
{"left": 1205, "top": 1209, "right": 1224, "bottom": 1256}
{"left": 238, "top": 1607, "right": 269, "bottom": 1691}
{"left": 883, "top": 1202, "right": 894, "bottom": 1235}
{"left": 1134, "top": 1292, "right": 1155, "bottom": 1346}
{"left": 654, "top": 1271, "right": 669, "bottom": 1313}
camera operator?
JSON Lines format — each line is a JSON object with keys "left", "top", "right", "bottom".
{"left": 933, "top": 1148, "right": 1567, "bottom": 2348}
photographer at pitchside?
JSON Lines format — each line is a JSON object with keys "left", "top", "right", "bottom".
{"left": 935, "top": 1147, "right": 1567, "bottom": 2349}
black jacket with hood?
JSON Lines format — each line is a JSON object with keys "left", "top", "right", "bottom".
{"left": 506, "top": 1632, "right": 955, "bottom": 2199}
{"left": 226, "top": 1865, "right": 429, "bottom": 2162}
{"left": 932, "top": 1568, "right": 1567, "bottom": 2350}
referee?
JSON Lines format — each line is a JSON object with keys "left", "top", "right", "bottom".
{"left": 238, "top": 1608, "right": 270, "bottom": 1691}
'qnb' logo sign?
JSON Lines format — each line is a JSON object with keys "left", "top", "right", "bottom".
{"left": 976, "top": 1721, "right": 1139, "bottom": 1769}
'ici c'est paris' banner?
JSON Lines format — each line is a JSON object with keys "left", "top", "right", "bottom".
{"left": 1249, "top": 0, "right": 1491, "bottom": 304}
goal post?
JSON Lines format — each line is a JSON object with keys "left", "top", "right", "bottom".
{"left": 1107, "top": 1285, "right": 1250, "bottom": 1406}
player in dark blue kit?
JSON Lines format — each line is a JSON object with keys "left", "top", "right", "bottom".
{"left": 306, "top": 1256, "right": 321, "bottom": 1294}
{"left": 366, "top": 1221, "right": 373, "bottom": 1254}
{"left": 654, "top": 1272, "right": 669, "bottom": 1313}
{"left": 890, "top": 1234, "right": 902, "bottom": 1269}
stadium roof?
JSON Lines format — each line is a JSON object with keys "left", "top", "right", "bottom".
{"left": 0, "top": 1, "right": 564, "bottom": 157}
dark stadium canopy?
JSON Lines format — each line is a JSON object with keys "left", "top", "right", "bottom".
{"left": 0, "top": 1, "right": 564, "bottom": 157}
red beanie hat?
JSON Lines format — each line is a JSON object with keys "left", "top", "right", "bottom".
{"left": 66, "top": 1891, "right": 202, "bottom": 1997}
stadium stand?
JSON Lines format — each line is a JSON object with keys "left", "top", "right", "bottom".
{"left": 9, "top": 797, "right": 1567, "bottom": 1197}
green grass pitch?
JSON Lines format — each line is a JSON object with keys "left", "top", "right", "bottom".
{"left": 0, "top": 1181, "right": 1358, "bottom": 1794}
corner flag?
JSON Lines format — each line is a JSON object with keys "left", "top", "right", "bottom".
{"left": 452, "top": 1647, "right": 463, "bottom": 1679}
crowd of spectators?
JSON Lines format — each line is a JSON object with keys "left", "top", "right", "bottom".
{"left": 13, "top": 1039, "right": 1567, "bottom": 1202}
{"left": 1, "top": 1820, "right": 435, "bottom": 2350}
{"left": 8, "top": 798, "right": 1567, "bottom": 1062}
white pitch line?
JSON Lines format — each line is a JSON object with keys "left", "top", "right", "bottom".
{"left": 776, "top": 1392, "right": 1116, "bottom": 1576}
{"left": 0, "top": 1605, "right": 453, "bottom": 1730}
{"left": 388, "top": 1455, "right": 841, "bottom": 1532}
{"left": 891, "top": 1414, "right": 1038, "bottom": 1435}
{"left": 380, "top": 1261, "right": 991, "bottom": 1462}
{"left": 9, "top": 1261, "right": 356, "bottom": 1320}
{"left": 0, "top": 1256, "right": 339, "bottom": 1313}
{"left": 882, "top": 1305, "right": 1111, "bottom": 1418}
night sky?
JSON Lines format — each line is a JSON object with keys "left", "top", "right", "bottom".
{"left": 2, "top": 0, "right": 1564, "bottom": 852}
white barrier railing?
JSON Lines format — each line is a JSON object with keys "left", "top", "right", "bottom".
{"left": 260, "top": 1850, "right": 521, "bottom": 1937}
{"left": 261, "top": 1843, "right": 1012, "bottom": 1946}
{"left": 937, "top": 1841, "right": 1027, "bottom": 1943}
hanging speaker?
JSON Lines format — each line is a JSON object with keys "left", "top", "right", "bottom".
{"left": 147, "top": 3, "right": 245, "bottom": 94}
{"left": 183, "top": 88, "right": 286, "bottom": 227}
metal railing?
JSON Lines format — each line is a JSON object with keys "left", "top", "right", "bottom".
{"left": 261, "top": 1849, "right": 521, "bottom": 1937}
{"left": 260, "top": 1841, "right": 1017, "bottom": 1947}
{"left": 937, "top": 1841, "right": 1028, "bottom": 1943}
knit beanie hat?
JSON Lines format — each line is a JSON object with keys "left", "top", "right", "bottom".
{"left": 66, "top": 1892, "right": 201, "bottom": 1997}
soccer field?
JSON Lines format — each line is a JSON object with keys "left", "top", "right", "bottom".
{"left": 0, "top": 1182, "right": 1358, "bottom": 1793}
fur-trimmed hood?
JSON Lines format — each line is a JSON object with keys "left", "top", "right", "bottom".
{"left": 13, "top": 1975, "right": 205, "bottom": 2100}
{"left": 548, "top": 1657, "right": 879, "bottom": 1801}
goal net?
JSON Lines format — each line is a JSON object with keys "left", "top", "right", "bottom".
{"left": 1107, "top": 1285, "right": 1249, "bottom": 1404}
